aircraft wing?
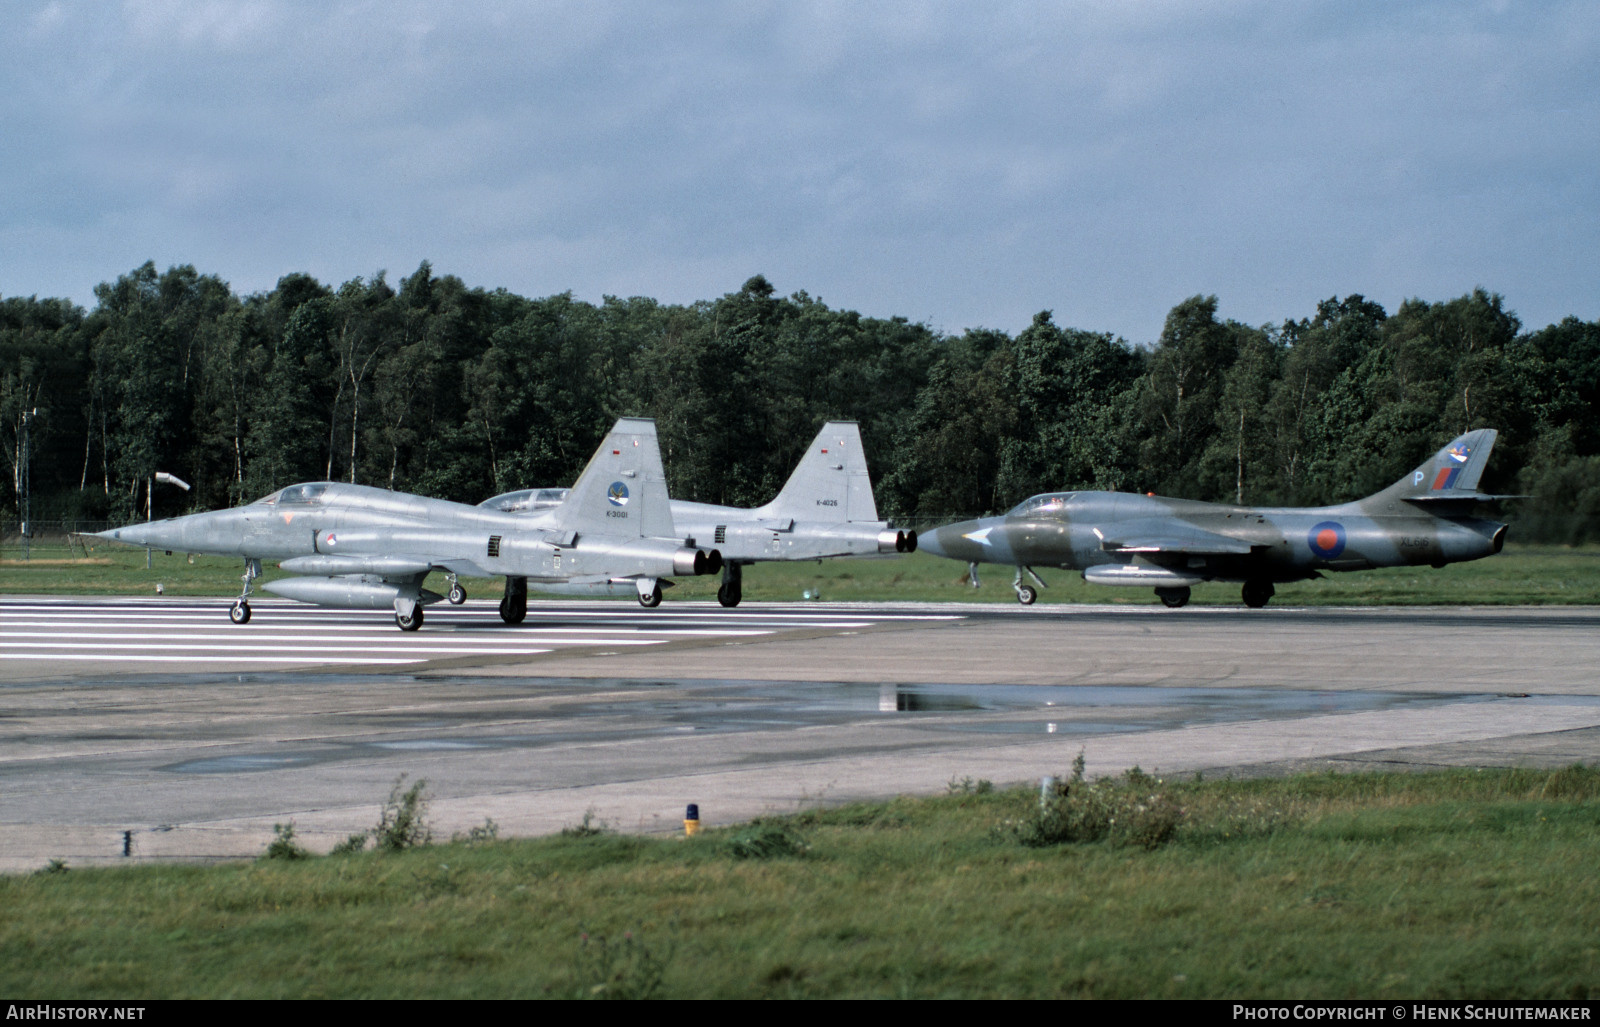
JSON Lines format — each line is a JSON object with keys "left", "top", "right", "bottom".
{"left": 1094, "top": 518, "right": 1257, "bottom": 556}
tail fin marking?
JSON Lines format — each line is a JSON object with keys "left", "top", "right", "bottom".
{"left": 548, "top": 417, "right": 676, "bottom": 539}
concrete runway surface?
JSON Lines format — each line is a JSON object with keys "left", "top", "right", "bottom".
{"left": 2, "top": 596, "right": 1597, "bottom": 871}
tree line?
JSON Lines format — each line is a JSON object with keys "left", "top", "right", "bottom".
{"left": 4, "top": 262, "right": 1598, "bottom": 542}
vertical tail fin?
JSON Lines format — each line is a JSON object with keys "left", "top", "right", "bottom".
{"left": 548, "top": 417, "right": 677, "bottom": 539}
{"left": 1379, "top": 428, "right": 1499, "bottom": 503}
{"left": 761, "top": 421, "right": 880, "bottom": 523}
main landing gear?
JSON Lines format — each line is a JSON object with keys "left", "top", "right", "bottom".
{"left": 1155, "top": 586, "right": 1191, "bottom": 608}
{"left": 717, "top": 562, "right": 744, "bottom": 608}
{"left": 1012, "top": 566, "right": 1047, "bottom": 605}
{"left": 394, "top": 603, "right": 423, "bottom": 631}
{"left": 1241, "top": 580, "right": 1275, "bottom": 608}
{"left": 229, "top": 558, "right": 261, "bottom": 624}
{"left": 638, "top": 580, "right": 664, "bottom": 608}
{"left": 499, "top": 576, "right": 527, "bottom": 625}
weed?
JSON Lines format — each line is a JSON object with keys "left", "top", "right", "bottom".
{"left": 575, "top": 927, "right": 674, "bottom": 999}
{"left": 329, "top": 832, "right": 369, "bottom": 856}
{"left": 1002, "top": 764, "right": 1183, "bottom": 850}
{"left": 947, "top": 776, "right": 994, "bottom": 795}
{"left": 374, "top": 775, "right": 432, "bottom": 852}
{"left": 724, "top": 820, "right": 809, "bottom": 860}
{"left": 561, "top": 808, "right": 610, "bottom": 838}
{"left": 262, "top": 822, "right": 309, "bottom": 861}
{"left": 36, "top": 858, "right": 69, "bottom": 875}
{"left": 1181, "top": 792, "right": 1299, "bottom": 843}
{"left": 452, "top": 818, "right": 500, "bottom": 845}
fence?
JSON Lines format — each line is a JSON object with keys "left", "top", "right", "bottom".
{"left": 1, "top": 519, "right": 116, "bottom": 557}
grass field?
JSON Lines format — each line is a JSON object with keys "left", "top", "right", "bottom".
{"left": 4, "top": 539, "right": 1599, "bottom": 606}
{"left": 3, "top": 768, "right": 1599, "bottom": 999}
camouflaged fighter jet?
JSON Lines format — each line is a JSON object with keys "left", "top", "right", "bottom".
{"left": 920, "top": 428, "right": 1510, "bottom": 608}
{"left": 480, "top": 421, "right": 915, "bottom": 607}
{"left": 95, "top": 418, "right": 723, "bottom": 630}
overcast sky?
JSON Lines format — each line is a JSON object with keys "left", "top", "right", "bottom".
{"left": 3, "top": 0, "right": 1596, "bottom": 344}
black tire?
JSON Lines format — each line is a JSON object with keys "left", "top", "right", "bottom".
{"left": 638, "top": 584, "right": 663, "bottom": 608}
{"left": 717, "top": 583, "right": 741, "bottom": 608}
{"left": 1016, "top": 585, "right": 1037, "bottom": 605}
{"left": 396, "top": 606, "right": 423, "bottom": 631}
{"left": 1156, "top": 587, "right": 1191, "bottom": 609}
{"left": 1241, "top": 581, "right": 1275, "bottom": 608}
{"left": 229, "top": 601, "right": 251, "bottom": 624}
{"left": 499, "top": 596, "right": 526, "bottom": 625}
{"left": 448, "top": 583, "right": 467, "bottom": 605}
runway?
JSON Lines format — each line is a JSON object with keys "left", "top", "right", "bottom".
{"left": 1, "top": 597, "right": 1597, "bottom": 871}
{"left": 0, "top": 596, "right": 957, "bottom": 675}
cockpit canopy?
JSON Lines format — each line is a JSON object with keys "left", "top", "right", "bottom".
{"left": 253, "top": 482, "right": 333, "bottom": 506}
{"left": 478, "top": 488, "right": 569, "bottom": 514}
{"left": 1009, "top": 492, "right": 1076, "bottom": 517}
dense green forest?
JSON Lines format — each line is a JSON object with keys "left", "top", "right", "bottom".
{"left": 3, "top": 261, "right": 1598, "bottom": 541}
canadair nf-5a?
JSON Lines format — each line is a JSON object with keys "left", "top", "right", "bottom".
{"left": 920, "top": 429, "right": 1510, "bottom": 608}
{"left": 480, "top": 421, "right": 914, "bottom": 606}
{"left": 96, "top": 418, "right": 723, "bottom": 630}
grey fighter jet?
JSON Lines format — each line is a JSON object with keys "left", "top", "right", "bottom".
{"left": 920, "top": 429, "right": 1510, "bottom": 608}
{"left": 480, "top": 421, "right": 914, "bottom": 607}
{"left": 95, "top": 418, "right": 723, "bottom": 630}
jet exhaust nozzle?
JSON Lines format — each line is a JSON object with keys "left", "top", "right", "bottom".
{"left": 675, "top": 547, "right": 723, "bottom": 576}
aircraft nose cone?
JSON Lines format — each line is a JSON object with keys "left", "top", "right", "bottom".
{"left": 920, "top": 520, "right": 987, "bottom": 562}
{"left": 917, "top": 524, "right": 954, "bottom": 558}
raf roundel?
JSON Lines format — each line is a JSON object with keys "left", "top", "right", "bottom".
{"left": 1307, "top": 520, "right": 1346, "bottom": 560}
{"left": 607, "top": 482, "right": 630, "bottom": 507}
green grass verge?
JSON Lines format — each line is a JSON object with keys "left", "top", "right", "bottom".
{"left": 4, "top": 767, "right": 1599, "bottom": 998}
{"left": 3, "top": 541, "right": 1598, "bottom": 605}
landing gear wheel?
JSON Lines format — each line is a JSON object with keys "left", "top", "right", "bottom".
{"left": 638, "top": 584, "right": 663, "bottom": 608}
{"left": 229, "top": 600, "right": 252, "bottom": 624}
{"left": 1156, "top": 587, "right": 1191, "bottom": 609}
{"left": 498, "top": 596, "right": 526, "bottom": 625}
{"left": 500, "top": 577, "right": 527, "bottom": 625}
{"left": 448, "top": 583, "right": 467, "bottom": 605}
{"left": 717, "top": 583, "right": 742, "bottom": 608}
{"left": 396, "top": 606, "right": 423, "bottom": 631}
{"left": 1241, "top": 581, "right": 1275, "bottom": 608}
{"left": 1015, "top": 585, "right": 1037, "bottom": 605}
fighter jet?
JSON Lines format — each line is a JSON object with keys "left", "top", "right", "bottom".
{"left": 480, "top": 421, "right": 915, "bottom": 607}
{"left": 95, "top": 418, "right": 723, "bottom": 630}
{"left": 920, "top": 428, "right": 1510, "bottom": 608}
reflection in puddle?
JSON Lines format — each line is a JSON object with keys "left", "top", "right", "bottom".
{"left": 874, "top": 682, "right": 1462, "bottom": 736}
{"left": 153, "top": 673, "right": 1559, "bottom": 773}
{"left": 166, "top": 754, "right": 312, "bottom": 774}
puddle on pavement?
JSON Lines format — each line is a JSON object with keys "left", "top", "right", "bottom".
{"left": 151, "top": 673, "right": 1575, "bottom": 773}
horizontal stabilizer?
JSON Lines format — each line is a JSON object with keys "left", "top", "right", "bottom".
{"left": 1403, "top": 490, "right": 1526, "bottom": 505}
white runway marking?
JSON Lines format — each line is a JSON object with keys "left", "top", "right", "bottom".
{"left": 0, "top": 597, "right": 942, "bottom": 675}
